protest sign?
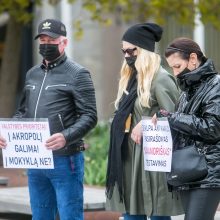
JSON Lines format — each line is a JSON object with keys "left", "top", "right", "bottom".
{"left": 0, "top": 119, "right": 54, "bottom": 169}
{"left": 142, "top": 117, "right": 172, "bottom": 172}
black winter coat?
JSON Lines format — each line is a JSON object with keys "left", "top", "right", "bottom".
{"left": 168, "top": 59, "right": 220, "bottom": 189}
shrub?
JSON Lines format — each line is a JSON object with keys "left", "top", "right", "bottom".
{"left": 84, "top": 121, "right": 110, "bottom": 186}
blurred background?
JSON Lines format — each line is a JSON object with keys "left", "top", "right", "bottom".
{"left": 0, "top": 0, "right": 220, "bottom": 187}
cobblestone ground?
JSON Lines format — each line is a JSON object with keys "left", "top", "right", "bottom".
{"left": 0, "top": 168, "right": 219, "bottom": 220}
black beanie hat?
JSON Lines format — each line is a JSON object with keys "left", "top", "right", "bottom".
{"left": 122, "top": 23, "right": 163, "bottom": 52}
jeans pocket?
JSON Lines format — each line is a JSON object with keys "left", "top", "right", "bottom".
{"left": 69, "top": 153, "right": 84, "bottom": 174}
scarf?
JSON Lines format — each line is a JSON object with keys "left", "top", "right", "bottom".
{"left": 106, "top": 70, "right": 137, "bottom": 202}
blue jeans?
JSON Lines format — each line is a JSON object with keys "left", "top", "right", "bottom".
{"left": 123, "top": 213, "right": 171, "bottom": 220}
{"left": 28, "top": 153, "right": 84, "bottom": 220}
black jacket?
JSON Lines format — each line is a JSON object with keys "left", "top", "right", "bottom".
{"left": 168, "top": 59, "right": 220, "bottom": 188}
{"left": 14, "top": 54, "right": 97, "bottom": 156}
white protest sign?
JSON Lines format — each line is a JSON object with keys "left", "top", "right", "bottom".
{"left": 142, "top": 118, "right": 172, "bottom": 172}
{"left": 0, "top": 119, "right": 54, "bottom": 169}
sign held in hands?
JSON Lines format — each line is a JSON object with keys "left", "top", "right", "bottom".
{"left": 142, "top": 118, "right": 173, "bottom": 172}
{"left": 0, "top": 119, "right": 54, "bottom": 169}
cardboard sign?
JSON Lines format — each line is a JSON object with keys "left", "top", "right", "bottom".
{"left": 142, "top": 118, "right": 173, "bottom": 172}
{"left": 0, "top": 119, "right": 54, "bottom": 169}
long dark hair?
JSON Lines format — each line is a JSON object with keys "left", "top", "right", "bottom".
{"left": 165, "top": 37, "right": 205, "bottom": 62}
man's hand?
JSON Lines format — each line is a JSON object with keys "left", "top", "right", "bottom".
{"left": 45, "top": 133, "right": 66, "bottom": 150}
{"left": 131, "top": 121, "right": 142, "bottom": 145}
{"left": 0, "top": 135, "right": 7, "bottom": 149}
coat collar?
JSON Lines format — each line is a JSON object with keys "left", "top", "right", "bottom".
{"left": 177, "top": 59, "right": 217, "bottom": 91}
{"left": 41, "top": 53, "right": 67, "bottom": 70}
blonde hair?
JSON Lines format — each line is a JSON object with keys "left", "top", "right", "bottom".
{"left": 115, "top": 47, "right": 161, "bottom": 109}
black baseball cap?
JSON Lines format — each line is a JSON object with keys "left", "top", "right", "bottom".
{"left": 34, "top": 18, "right": 67, "bottom": 40}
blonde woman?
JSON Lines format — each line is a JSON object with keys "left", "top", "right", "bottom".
{"left": 106, "top": 23, "right": 183, "bottom": 220}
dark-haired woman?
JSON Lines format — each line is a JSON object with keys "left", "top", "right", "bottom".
{"left": 157, "top": 37, "right": 220, "bottom": 220}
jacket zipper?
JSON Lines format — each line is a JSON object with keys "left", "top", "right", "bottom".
{"left": 26, "top": 85, "right": 36, "bottom": 90}
{"left": 58, "top": 113, "right": 64, "bottom": 129}
{"left": 34, "top": 70, "right": 47, "bottom": 119}
{"left": 45, "top": 84, "right": 67, "bottom": 90}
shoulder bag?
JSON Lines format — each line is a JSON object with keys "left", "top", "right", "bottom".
{"left": 167, "top": 145, "right": 208, "bottom": 187}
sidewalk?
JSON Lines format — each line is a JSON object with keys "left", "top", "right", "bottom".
{"left": 172, "top": 212, "right": 220, "bottom": 220}
{"left": 0, "top": 168, "right": 220, "bottom": 220}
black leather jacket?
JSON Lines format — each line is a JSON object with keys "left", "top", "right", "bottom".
{"left": 168, "top": 59, "right": 220, "bottom": 189}
{"left": 14, "top": 53, "right": 97, "bottom": 156}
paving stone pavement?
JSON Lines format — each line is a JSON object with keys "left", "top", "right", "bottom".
{"left": 0, "top": 211, "right": 220, "bottom": 220}
{"left": 0, "top": 168, "right": 220, "bottom": 220}
{"left": 172, "top": 212, "right": 220, "bottom": 220}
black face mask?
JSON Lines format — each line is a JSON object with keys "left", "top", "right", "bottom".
{"left": 39, "top": 44, "right": 60, "bottom": 61}
{"left": 125, "top": 56, "right": 137, "bottom": 68}
{"left": 179, "top": 67, "right": 191, "bottom": 76}
{"left": 176, "top": 67, "right": 191, "bottom": 91}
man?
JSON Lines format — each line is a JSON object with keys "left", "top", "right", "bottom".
{"left": 0, "top": 18, "right": 97, "bottom": 220}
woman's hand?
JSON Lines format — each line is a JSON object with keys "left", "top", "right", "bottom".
{"left": 152, "top": 113, "right": 158, "bottom": 126}
{"left": 131, "top": 121, "right": 142, "bottom": 145}
{"left": 152, "top": 109, "right": 171, "bottom": 126}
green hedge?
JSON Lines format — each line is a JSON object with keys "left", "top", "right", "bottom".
{"left": 84, "top": 121, "right": 110, "bottom": 186}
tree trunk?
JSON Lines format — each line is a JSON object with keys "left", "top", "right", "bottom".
{"left": 0, "top": 17, "right": 23, "bottom": 117}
